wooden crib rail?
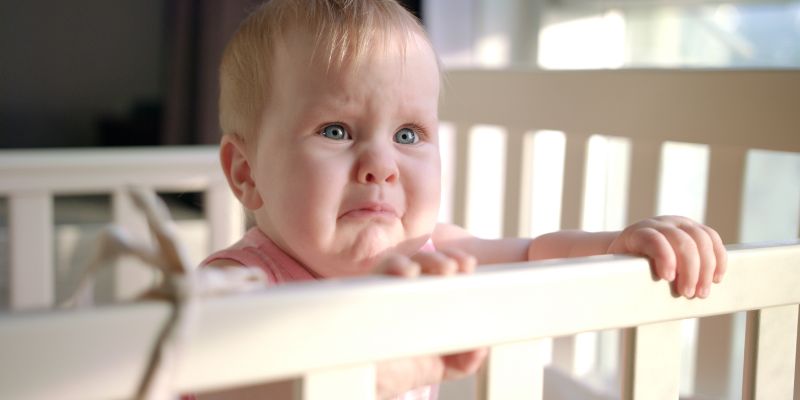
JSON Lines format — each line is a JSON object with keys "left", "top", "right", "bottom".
{"left": 1, "top": 242, "right": 797, "bottom": 400}
{"left": 439, "top": 70, "right": 800, "bottom": 152}
{"left": 435, "top": 69, "right": 800, "bottom": 400}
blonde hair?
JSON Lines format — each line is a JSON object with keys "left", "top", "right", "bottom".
{"left": 219, "top": 0, "right": 431, "bottom": 142}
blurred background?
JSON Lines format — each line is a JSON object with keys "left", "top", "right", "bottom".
{"left": 1, "top": 0, "right": 799, "bottom": 149}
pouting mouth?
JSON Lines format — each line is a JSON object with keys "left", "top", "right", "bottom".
{"left": 339, "top": 202, "right": 399, "bottom": 219}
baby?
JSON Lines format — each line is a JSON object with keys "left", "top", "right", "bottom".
{"left": 203, "top": 0, "right": 727, "bottom": 398}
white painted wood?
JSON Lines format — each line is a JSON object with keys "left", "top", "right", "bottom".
{"left": 0, "top": 243, "right": 796, "bottom": 398}
{"left": 0, "top": 146, "right": 228, "bottom": 304}
{"left": 439, "top": 71, "right": 800, "bottom": 153}
{"left": 478, "top": 339, "right": 545, "bottom": 400}
{"left": 502, "top": 128, "right": 532, "bottom": 238}
{"left": 551, "top": 335, "right": 578, "bottom": 375}
{"left": 451, "top": 123, "right": 472, "bottom": 228}
{"left": 299, "top": 364, "right": 375, "bottom": 400}
{"left": 204, "top": 182, "right": 244, "bottom": 253}
{"left": 694, "top": 146, "right": 749, "bottom": 399}
{"left": 693, "top": 314, "right": 746, "bottom": 399}
{"left": 112, "top": 189, "right": 156, "bottom": 300}
{"left": 0, "top": 146, "right": 224, "bottom": 195}
{"left": 560, "top": 133, "right": 589, "bottom": 230}
{"left": 742, "top": 305, "right": 799, "bottom": 400}
{"left": 622, "top": 320, "right": 683, "bottom": 400}
{"left": 8, "top": 191, "right": 53, "bottom": 310}
{"left": 552, "top": 131, "right": 589, "bottom": 377}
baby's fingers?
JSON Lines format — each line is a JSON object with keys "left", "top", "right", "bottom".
{"left": 703, "top": 225, "right": 727, "bottom": 283}
{"left": 438, "top": 248, "right": 477, "bottom": 273}
{"left": 412, "top": 252, "right": 459, "bottom": 276}
{"left": 678, "top": 223, "right": 716, "bottom": 298}
{"left": 616, "top": 227, "right": 677, "bottom": 282}
{"left": 374, "top": 254, "right": 420, "bottom": 277}
{"left": 661, "top": 227, "right": 700, "bottom": 298}
{"left": 441, "top": 348, "right": 488, "bottom": 380}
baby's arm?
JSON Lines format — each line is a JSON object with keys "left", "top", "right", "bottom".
{"left": 433, "top": 215, "right": 727, "bottom": 299}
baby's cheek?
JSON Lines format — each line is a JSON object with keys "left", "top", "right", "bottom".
{"left": 405, "top": 192, "right": 439, "bottom": 237}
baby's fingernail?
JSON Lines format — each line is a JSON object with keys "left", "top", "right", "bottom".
{"left": 700, "top": 287, "right": 710, "bottom": 298}
{"left": 713, "top": 274, "right": 722, "bottom": 284}
{"left": 666, "top": 270, "right": 675, "bottom": 281}
{"left": 684, "top": 286, "right": 695, "bottom": 298}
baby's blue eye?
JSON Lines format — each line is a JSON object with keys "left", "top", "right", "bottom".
{"left": 320, "top": 124, "right": 350, "bottom": 140}
{"left": 394, "top": 128, "right": 418, "bottom": 144}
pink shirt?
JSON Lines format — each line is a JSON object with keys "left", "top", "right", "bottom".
{"left": 202, "top": 227, "right": 439, "bottom": 400}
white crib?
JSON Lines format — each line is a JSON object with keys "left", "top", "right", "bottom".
{"left": 0, "top": 69, "right": 798, "bottom": 400}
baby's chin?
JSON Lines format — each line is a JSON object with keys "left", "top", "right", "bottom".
{"left": 337, "top": 226, "right": 404, "bottom": 274}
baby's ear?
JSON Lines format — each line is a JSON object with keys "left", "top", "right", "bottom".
{"left": 219, "top": 135, "right": 263, "bottom": 210}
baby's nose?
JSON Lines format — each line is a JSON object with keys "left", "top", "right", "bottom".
{"left": 357, "top": 147, "right": 398, "bottom": 184}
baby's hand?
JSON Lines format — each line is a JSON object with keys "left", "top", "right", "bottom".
{"left": 607, "top": 216, "right": 727, "bottom": 299}
{"left": 373, "top": 249, "right": 487, "bottom": 398}
{"left": 375, "top": 248, "right": 477, "bottom": 277}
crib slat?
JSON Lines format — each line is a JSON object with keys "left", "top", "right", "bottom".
{"left": 8, "top": 191, "right": 53, "bottom": 309}
{"left": 478, "top": 339, "right": 545, "bottom": 400}
{"left": 560, "top": 133, "right": 588, "bottom": 230}
{"left": 204, "top": 182, "right": 244, "bottom": 252}
{"left": 622, "top": 320, "right": 682, "bottom": 400}
{"left": 451, "top": 123, "right": 472, "bottom": 228}
{"left": 742, "top": 305, "right": 799, "bottom": 400}
{"left": 552, "top": 132, "right": 589, "bottom": 377}
{"left": 112, "top": 189, "right": 156, "bottom": 300}
{"left": 502, "top": 128, "right": 532, "bottom": 238}
{"left": 298, "top": 364, "right": 375, "bottom": 400}
{"left": 694, "top": 146, "right": 748, "bottom": 399}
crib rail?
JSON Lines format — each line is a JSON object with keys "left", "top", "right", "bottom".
{"left": 0, "top": 242, "right": 797, "bottom": 400}
{"left": 0, "top": 146, "right": 243, "bottom": 309}
{"left": 440, "top": 70, "right": 800, "bottom": 152}
{"left": 438, "top": 69, "right": 800, "bottom": 239}
{"left": 436, "top": 70, "right": 800, "bottom": 399}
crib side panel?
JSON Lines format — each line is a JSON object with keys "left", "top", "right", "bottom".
{"left": 0, "top": 146, "right": 244, "bottom": 308}
{"left": 440, "top": 70, "right": 800, "bottom": 152}
{"left": 1, "top": 243, "right": 797, "bottom": 399}
{"left": 440, "top": 69, "right": 800, "bottom": 398}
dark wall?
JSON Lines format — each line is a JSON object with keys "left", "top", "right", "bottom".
{"left": 0, "top": 0, "right": 165, "bottom": 148}
{"left": 0, "top": 0, "right": 426, "bottom": 149}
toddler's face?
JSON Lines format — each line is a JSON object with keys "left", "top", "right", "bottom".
{"left": 248, "top": 30, "right": 441, "bottom": 277}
